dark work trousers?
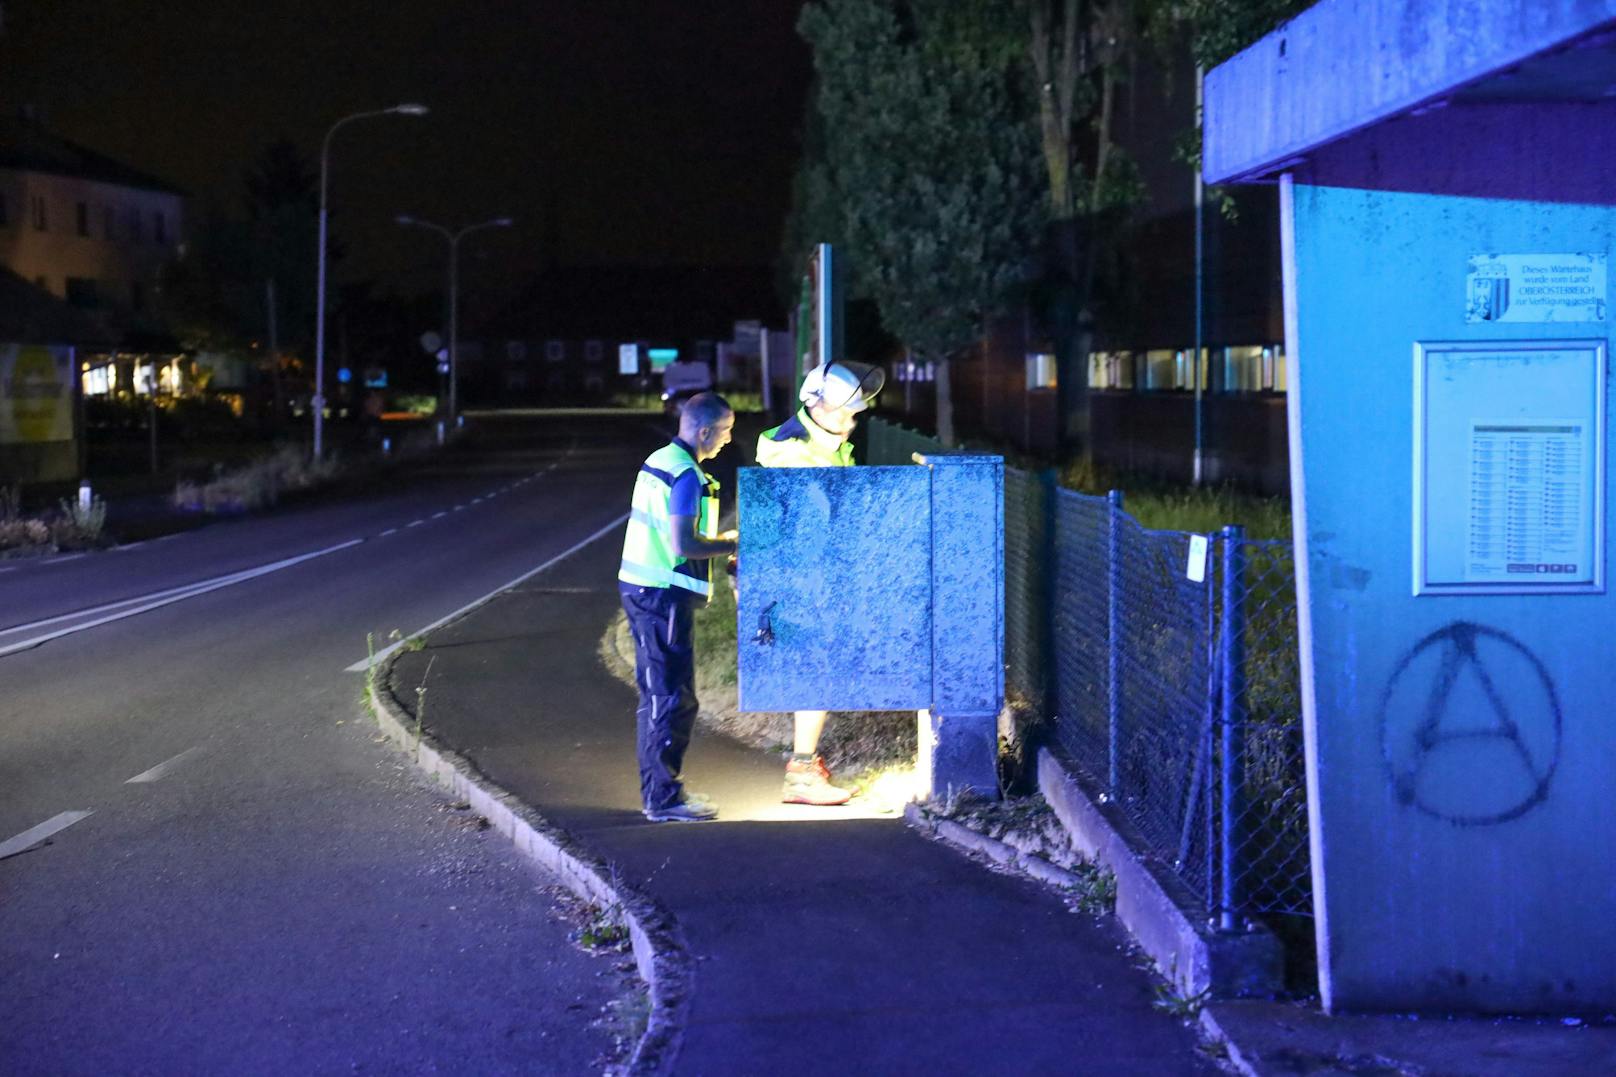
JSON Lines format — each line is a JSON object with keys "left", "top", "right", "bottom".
{"left": 620, "top": 585, "right": 700, "bottom": 811}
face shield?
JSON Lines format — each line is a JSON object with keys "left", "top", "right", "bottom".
{"left": 801, "top": 360, "right": 885, "bottom": 412}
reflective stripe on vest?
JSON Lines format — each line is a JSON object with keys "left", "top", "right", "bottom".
{"left": 618, "top": 441, "right": 718, "bottom": 597}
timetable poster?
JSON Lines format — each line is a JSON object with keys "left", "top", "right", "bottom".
{"left": 1416, "top": 340, "right": 1605, "bottom": 595}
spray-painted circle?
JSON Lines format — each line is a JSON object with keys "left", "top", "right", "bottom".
{"left": 1377, "top": 621, "right": 1561, "bottom": 826}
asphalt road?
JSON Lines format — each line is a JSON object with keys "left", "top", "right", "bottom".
{"left": 0, "top": 412, "right": 668, "bottom": 1075}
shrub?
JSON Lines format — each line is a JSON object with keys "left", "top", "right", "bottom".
{"left": 51, "top": 496, "right": 108, "bottom": 549}
{"left": 174, "top": 446, "right": 344, "bottom": 514}
{"left": 0, "top": 518, "right": 51, "bottom": 552}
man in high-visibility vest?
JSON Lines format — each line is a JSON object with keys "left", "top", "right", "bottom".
{"left": 619, "top": 392, "right": 737, "bottom": 822}
{"left": 756, "top": 359, "right": 885, "bottom": 805}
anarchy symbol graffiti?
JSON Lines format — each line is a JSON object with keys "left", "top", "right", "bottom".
{"left": 1377, "top": 621, "right": 1561, "bottom": 826}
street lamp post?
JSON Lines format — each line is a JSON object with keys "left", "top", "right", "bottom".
{"left": 313, "top": 103, "right": 428, "bottom": 460}
{"left": 395, "top": 215, "right": 514, "bottom": 426}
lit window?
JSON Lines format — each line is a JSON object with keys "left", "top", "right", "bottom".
{"left": 1025, "top": 352, "right": 1057, "bottom": 390}
{"left": 1143, "top": 350, "right": 1176, "bottom": 390}
{"left": 1217, "top": 346, "right": 1286, "bottom": 393}
{"left": 81, "top": 365, "right": 112, "bottom": 396}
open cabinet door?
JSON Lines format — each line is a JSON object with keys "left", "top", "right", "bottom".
{"left": 737, "top": 465, "right": 931, "bottom": 713}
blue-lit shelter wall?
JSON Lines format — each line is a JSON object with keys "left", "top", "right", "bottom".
{"left": 1283, "top": 103, "right": 1616, "bottom": 1012}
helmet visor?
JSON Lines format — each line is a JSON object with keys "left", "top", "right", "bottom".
{"left": 822, "top": 360, "right": 885, "bottom": 412}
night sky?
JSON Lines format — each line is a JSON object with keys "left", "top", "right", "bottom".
{"left": 0, "top": 1, "right": 812, "bottom": 304}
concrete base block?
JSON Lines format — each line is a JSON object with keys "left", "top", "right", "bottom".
{"left": 923, "top": 709, "right": 999, "bottom": 801}
{"left": 1038, "top": 747, "right": 1282, "bottom": 1000}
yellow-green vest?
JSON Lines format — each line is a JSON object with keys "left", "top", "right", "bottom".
{"left": 619, "top": 440, "right": 720, "bottom": 599}
{"left": 755, "top": 406, "right": 855, "bottom": 468}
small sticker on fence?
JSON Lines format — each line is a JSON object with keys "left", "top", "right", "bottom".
{"left": 1187, "top": 535, "right": 1209, "bottom": 583}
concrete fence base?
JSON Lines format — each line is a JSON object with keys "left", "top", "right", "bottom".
{"left": 1038, "top": 746, "right": 1282, "bottom": 1000}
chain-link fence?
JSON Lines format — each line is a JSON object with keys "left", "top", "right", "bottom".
{"left": 866, "top": 418, "right": 1310, "bottom": 922}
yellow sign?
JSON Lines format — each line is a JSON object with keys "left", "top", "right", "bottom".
{"left": 0, "top": 344, "right": 75, "bottom": 444}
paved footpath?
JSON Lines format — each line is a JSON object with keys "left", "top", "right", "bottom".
{"left": 383, "top": 477, "right": 1616, "bottom": 1076}
{"left": 388, "top": 533, "right": 1224, "bottom": 1076}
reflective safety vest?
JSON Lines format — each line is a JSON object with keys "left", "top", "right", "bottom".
{"left": 619, "top": 440, "right": 720, "bottom": 600}
{"left": 755, "top": 407, "right": 855, "bottom": 468}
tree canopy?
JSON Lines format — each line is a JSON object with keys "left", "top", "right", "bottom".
{"left": 797, "top": 0, "right": 1047, "bottom": 363}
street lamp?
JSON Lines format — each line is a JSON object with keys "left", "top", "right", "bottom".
{"left": 312, "top": 103, "right": 429, "bottom": 460}
{"left": 395, "top": 215, "right": 514, "bottom": 426}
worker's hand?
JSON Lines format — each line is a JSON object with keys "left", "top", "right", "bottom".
{"left": 719, "top": 528, "right": 738, "bottom": 543}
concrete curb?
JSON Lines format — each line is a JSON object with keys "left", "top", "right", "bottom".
{"left": 1037, "top": 746, "right": 1282, "bottom": 1001}
{"left": 366, "top": 666, "right": 692, "bottom": 1077}
{"left": 902, "top": 802, "right": 1090, "bottom": 890}
{"left": 1197, "top": 1005, "right": 1265, "bottom": 1077}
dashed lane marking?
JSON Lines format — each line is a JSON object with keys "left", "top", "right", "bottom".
{"left": 0, "top": 811, "right": 94, "bottom": 861}
{"left": 126, "top": 746, "right": 203, "bottom": 784}
{"left": 379, "top": 528, "right": 398, "bottom": 536}
{"left": 0, "top": 539, "right": 364, "bottom": 659}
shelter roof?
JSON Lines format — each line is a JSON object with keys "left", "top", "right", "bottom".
{"left": 1203, "top": 0, "right": 1616, "bottom": 185}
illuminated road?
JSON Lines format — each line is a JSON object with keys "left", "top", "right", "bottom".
{"left": 0, "top": 413, "right": 663, "bottom": 1073}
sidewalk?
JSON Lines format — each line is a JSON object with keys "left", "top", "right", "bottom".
{"left": 381, "top": 534, "right": 1616, "bottom": 1076}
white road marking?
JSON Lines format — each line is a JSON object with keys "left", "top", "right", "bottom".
{"left": 471, "top": 497, "right": 484, "bottom": 504}
{"left": 346, "top": 512, "right": 630, "bottom": 672}
{"left": 154, "top": 534, "right": 179, "bottom": 542}
{"left": 431, "top": 511, "right": 447, "bottom": 519}
{"left": 407, "top": 520, "right": 424, "bottom": 527}
{"left": 451, "top": 504, "right": 465, "bottom": 512}
{"left": 126, "top": 746, "right": 203, "bottom": 784}
{"left": 117, "top": 541, "right": 145, "bottom": 551}
{"left": 2, "top": 564, "right": 293, "bottom": 638}
{"left": 0, "top": 539, "right": 365, "bottom": 659}
{"left": 0, "top": 566, "right": 15, "bottom": 574}
{"left": 380, "top": 528, "right": 398, "bottom": 537}
{"left": 40, "top": 553, "right": 87, "bottom": 565}
{"left": 0, "top": 811, "right": 93, "bottom": 861}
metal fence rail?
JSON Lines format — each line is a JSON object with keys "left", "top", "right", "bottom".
{"left": 866, "top": 418, "right": 1311, "bottom": 922}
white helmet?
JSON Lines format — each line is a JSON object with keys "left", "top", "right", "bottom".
{"left": 799, "top": 360, "right": 885, "bottom": 412}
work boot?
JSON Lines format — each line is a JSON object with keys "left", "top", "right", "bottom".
{"left": 782, "top": 755, "right": 852, "bottom": 806}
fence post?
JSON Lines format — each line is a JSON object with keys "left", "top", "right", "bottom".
{"left": 1040, "top": 469, "right": 1060, "bottom": 723}
{"left": 1219, "top": 524, "right": 1248, "bottom": 932}
{"left": 1106, "top": 489, "right": 1125, "bottom": 798}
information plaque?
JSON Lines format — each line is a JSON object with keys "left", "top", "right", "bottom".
{"left": 1414, "top": 340, "right": 1606, "bottom": 595}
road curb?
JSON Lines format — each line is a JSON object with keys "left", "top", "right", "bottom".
{"left": 366, "top": 664, "right": 692, "bottom": 1076}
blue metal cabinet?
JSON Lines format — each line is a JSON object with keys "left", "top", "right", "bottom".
{"left": 736, "top": 453, "right": 1004, "bottom": 794}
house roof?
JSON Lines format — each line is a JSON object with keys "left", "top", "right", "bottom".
{"left": 0, "top": 115, "right": 187, "bottom": 196}
{"left": 1203, "top": 0, "right": 1616, "bottom": 185}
